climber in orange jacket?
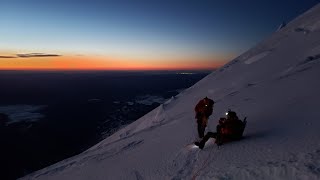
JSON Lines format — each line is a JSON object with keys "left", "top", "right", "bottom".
{"left": 195, "top": 110, "right": 247, "bottom": 149}
{"left": 194, "top": 97, "right": 215, "bottom": 138}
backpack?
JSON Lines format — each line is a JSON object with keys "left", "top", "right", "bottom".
{"left": 220, "top": 117, "right": 247, "bottom": 140}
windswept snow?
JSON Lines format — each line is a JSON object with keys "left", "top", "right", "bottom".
{"left": 244, "top": 51, "right": 270, "bottom": 64}
{"left": 21, "top": 3, "right": 320, "bottom": 180}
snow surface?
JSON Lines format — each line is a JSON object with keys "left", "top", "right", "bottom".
{"left": 244, "top": 51, "right": 270, "bottom": 64}
{"left": 22, "top": 4, "right": 320, "bottom": 180}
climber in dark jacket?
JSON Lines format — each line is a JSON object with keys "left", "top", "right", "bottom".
{"left": 195, "top": 110, "right": 247, "bottom": 149}
{"left": 194, "top": 97, "right": 215, "bottom": 138}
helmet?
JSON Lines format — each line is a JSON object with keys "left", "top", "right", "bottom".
{"left": 204, "top": 97, "right": 214, "bottom": 107}
{"left": 226, "top": 110, "right": 237, "bottom": 118}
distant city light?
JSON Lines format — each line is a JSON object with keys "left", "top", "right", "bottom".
{"left": 176, "top": 72, "right": 196, "bottom": 75}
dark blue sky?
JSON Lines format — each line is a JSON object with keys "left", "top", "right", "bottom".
{"left": 0, "top": 0, "right": 319, "bottom": 70}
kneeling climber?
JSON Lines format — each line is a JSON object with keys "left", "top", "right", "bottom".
{"left": 195, "top": 110, "right": 247, "bottom": 149}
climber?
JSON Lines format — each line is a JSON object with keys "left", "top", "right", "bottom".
{"left": 195, "top": 110, "right": 247, "bottom": 149}
{"left": 194, "top": 97, "right": 215, "bottom": 138}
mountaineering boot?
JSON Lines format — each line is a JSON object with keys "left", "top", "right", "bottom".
{"left": 194, "top": 141, "right": 205, "bottom": 150}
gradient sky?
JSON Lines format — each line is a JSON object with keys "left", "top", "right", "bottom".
{"left": 0, "top": 0, "right": 318, "bottom": 70}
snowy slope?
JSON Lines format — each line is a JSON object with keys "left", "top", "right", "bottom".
{"left": 22, "top": 4, "right": 320, "bottom": 180}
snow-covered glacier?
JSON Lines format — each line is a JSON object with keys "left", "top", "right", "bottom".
{"left": 22, "top": 3, "right": 320, "bottom": 180}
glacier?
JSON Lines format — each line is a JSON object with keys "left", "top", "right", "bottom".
{"left": 21, "top": 3, "right": 320, "bottom": 180}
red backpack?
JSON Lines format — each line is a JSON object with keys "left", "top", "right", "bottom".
{"left": 219, "top": 117, "right": 247, "bottom": 143}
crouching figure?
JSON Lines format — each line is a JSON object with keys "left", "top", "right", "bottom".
{"left": 195, "top": 110, "right": 247, "bottom": 149}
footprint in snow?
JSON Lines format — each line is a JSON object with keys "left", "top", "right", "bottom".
{"left": 246, "top": 83, "right": 257, "bottom": 87}
{"left": 133, "top": 170, "right": 144, "bottom": 180}
{"left": 227, "top": 91, "right": 239, "bottom": 97}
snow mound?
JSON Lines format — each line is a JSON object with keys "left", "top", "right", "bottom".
{"left": 21, "top": 3, "right": 320, "bottom": 180}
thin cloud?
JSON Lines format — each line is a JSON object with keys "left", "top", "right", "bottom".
{"left": 0, "top": 55, "right": 17, "bottom": 58}
{"left": 16, "top": 53, "right": 61, "bottom": 58}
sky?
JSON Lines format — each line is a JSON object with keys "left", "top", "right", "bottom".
{"left": 0, "top": 0, "right": 319, "bottom": 70}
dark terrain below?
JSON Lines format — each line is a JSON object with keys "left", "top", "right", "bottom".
{"left": 0, "top": 70, "right": 210, "bottom": 180}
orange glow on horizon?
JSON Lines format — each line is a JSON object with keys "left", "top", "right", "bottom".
{"left": 0, "top": 54, "right": 231, "bottom": 71}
